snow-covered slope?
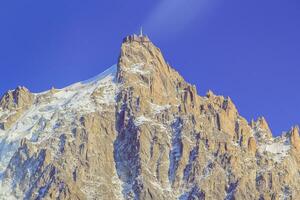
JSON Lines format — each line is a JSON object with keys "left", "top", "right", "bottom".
{"left": 0, "top": 65, "right": 117, "bottom": 198}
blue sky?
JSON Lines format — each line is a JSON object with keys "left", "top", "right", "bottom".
{"left": 0, "top": 0, "right": 299, "bottom": 135}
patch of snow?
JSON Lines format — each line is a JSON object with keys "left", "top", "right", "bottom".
{"left": 259, "top": 138, "right": 291, "bottom": 162}
{"left": 149, "top": 102, "right": 171, "bottom": 114}
{"left": 263, "top": 142, "right": 290, "bottom": 154}
{"left": 0, "top": 140, "right": 19, "bottom": 172}
{"left": 124, "top": 63, "right": 152, "bottom": 75}
{"left": 0, "top": 180, "right": 16, "bottom": 200}
{"left": 134, "top": 116, "right": 152, "bottom": 126}
{"left": 134, "top": 115, "right": 168, "bottom": 132}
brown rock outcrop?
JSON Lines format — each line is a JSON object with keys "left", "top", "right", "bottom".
{"left": 0, "top": 86, "right": 34, "bottom": 130}
{"left": 0, "top": 86, "right": 34, "bottom": 110}
{"left": 248, "top": 137, "right": 257, "bottom": 154}
{"left": 289, "top": 126, "right": 300, "bottom": 150}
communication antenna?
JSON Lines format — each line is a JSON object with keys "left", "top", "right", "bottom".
{"left": 140, "top": 26, "right": 143, "bottom": 37}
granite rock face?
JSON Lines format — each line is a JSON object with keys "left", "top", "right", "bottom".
{"left": 0, "top": 35, "right": 299, "bottom": 200}
{"left": 0, "top": 86, "right": 34, "bottom": 130}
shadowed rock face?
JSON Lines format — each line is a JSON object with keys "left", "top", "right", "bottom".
{"left": 0, "top": 35, "right": 300, "bottom": 200}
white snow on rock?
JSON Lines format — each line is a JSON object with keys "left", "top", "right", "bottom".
{"left": 134, "top": 115, "right": 152, "bottom": 126}
{"left": 0, "top": 65, "right": 118, "bottom": 197}
{"left": 0, "top": 180, "right": 16, "bottom": 200}
{"left": 149, "top": 102, "right": 171, "bottom": 114}
{"left": 259, "top": 137, "right": 291, "bottom": 162}
{"left": 133, "top": 114, "right": 168, "bottom": 131}
{"left": 124, "top": 63, "right": 152, "bottom": 75}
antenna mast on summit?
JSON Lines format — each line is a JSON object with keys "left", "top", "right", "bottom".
{"left": 140, "top": 26, "right": 143, "bottom": 37}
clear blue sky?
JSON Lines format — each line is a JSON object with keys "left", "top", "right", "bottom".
{"left": 0, "top": 0, "right": 299, "bottom": 136}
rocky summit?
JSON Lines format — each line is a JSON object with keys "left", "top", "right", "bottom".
{"left": 0, "top": 34, "right": 299, "bottom": 200}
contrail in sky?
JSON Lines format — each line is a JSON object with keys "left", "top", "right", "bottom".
{"left": 143, "top": 0, "right": 218, "bottom": 39}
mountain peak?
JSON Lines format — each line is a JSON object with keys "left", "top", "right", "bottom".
{"left": 1, "top": 35, "right": 300, "bottom": 199}
{"left": 117, "top": 33, "right": 173, "bottom": 86}
{"left": 122, "top": 34, "right": 151, "bottom": 44}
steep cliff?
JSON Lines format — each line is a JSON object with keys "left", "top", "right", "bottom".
{"left": 0, "top": 35, "right": 299, "bottom": 200}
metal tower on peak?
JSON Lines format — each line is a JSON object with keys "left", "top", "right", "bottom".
{"left": 140, "top": 27, "right": 143, "bottom": 37}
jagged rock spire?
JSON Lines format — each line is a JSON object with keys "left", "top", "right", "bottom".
{"left": 0, "top": 86, "right": 33, "bottom": 110}
{"left": 289, "top": 126, "right": 300, "bottom": 150}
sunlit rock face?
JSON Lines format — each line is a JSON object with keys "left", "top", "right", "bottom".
{"left": 0, "top": 35, "right": 299, "bottom": 200}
